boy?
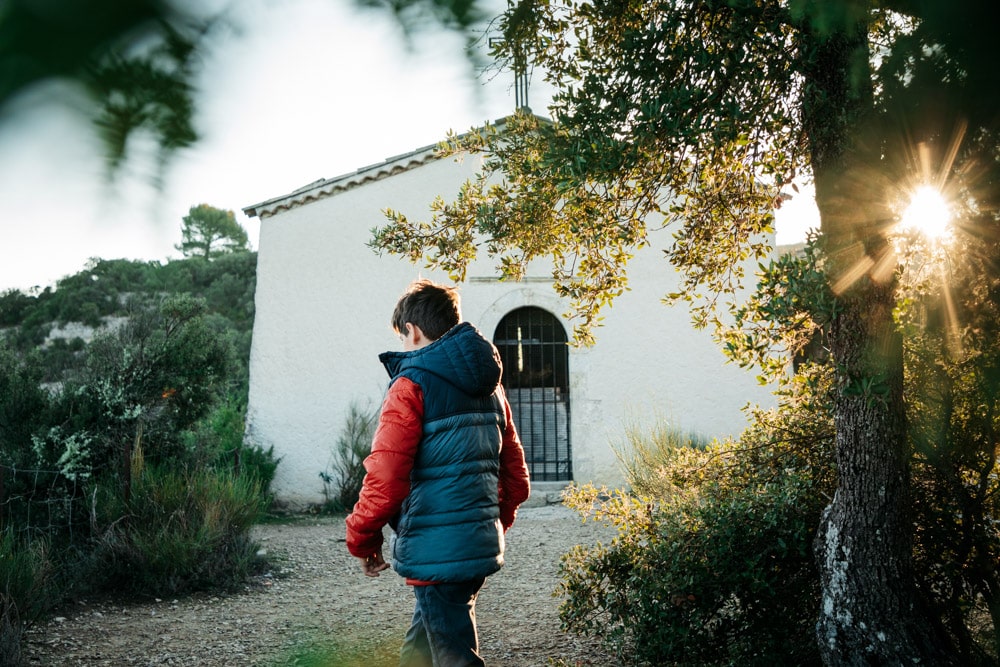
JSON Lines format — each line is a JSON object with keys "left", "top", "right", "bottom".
{"left": 346, "top": 279, "right": 531, "bottom": 667}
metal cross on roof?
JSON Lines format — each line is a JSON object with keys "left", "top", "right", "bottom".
{"left": 489, "top": 36, "right": 531, "bottom": 113}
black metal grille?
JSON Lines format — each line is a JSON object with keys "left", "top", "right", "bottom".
{"left": 493, "top": 307, "right": 572, "bottom": 481}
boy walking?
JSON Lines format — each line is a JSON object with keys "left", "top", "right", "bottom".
{"left": 346, "top": 279, "right": 531, "bottom": 667}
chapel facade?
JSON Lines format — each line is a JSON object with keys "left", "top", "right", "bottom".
{"left": 243, "top": 131, "right": 777, "bottom": 508}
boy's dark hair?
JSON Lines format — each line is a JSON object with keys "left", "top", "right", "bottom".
{"left": 391, "top": 279, "right": 461, "bottom": 341}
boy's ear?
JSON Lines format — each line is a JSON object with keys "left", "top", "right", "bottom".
{"left": 402, "top": 322, "right": 432, "bottom": 350}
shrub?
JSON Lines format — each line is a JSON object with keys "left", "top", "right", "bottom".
{"left": 236, "top": 441, "right": 280, "bottom": 507}
{"left": 559, "top": 390, "right": 834, "bottom": 666}
{"left": 92, "top": 464, "right": 265, "bottom": 595}
{"left": 320, "top": 402, "right": 378, "bottom": 513}
{"left": 0, "top": 290, "right": 33, "bottom": 327}
{"left": 613, "top": 418, "right": 711, "bottom": 498}
{"left": 561, "top": 477, "right": 822, "bottom": 666}
{"left": 904, "top": 289, "right": 1000, "bottom": 660}
{"left": 0, "top": 345, "right": 49, "bottom": 467}
{"left": 0, "top": 529, "right": 57, "bottom": 667}
{"left": 180, "top": 397, "right": 280, "bottom": 507}
{"left": 0, "top": 253, "right": 267, "bottom": 659}
{"left": 35, "top": 294, "right": 233, "bottom": 481}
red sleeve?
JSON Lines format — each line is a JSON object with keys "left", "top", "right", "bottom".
{"left": 345, "top": 377, "right": 423, "bottom": 558}
{"left": 497, "top": 389, "right": 531, "bottom": 531}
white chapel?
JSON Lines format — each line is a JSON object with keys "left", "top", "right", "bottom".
{"left": 242, "top": 122, "right": 778, "bottom": 508}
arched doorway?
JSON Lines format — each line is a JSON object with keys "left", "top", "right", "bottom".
{"left": 493, "top": 307, "right": 572, "bottom": 481}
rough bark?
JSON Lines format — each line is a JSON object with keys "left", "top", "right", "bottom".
{"left": 815, "top": 282, "right": 954, "bottom": 664}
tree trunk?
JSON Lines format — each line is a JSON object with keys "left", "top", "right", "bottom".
{"left": 815, "top": 280, "right": 954, "bottom": 664}
{"left": 800, "top": 5, "right": 959, "bottom": 663}
{"left": 984, "top": 578, "right": 1000, "bottom": 662}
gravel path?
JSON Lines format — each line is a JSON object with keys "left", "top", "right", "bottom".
{"left": 24, "top": 504, "right": 616, "bottom": 666}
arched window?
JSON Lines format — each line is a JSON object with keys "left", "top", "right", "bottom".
{"left": 493, "top": 307, "right": 572, "bottom": 481}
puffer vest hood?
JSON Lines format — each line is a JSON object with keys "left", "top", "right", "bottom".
{"left": 378, "top": 322, "right": 508, "bottom": 582}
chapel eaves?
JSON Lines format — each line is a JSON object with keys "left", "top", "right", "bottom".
{"left": 243, "top": 115, "right": 545, "bottom": 220}
{"left": 242, "top": 141, "right": 441, "bottom": 219}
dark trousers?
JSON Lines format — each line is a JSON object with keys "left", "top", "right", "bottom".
{"left": 399, "top": 578, "right": 487, "bottom": 667}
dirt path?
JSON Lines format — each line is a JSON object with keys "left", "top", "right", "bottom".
{"left": 24, "top": 504, "right": 616, "bottom": 666}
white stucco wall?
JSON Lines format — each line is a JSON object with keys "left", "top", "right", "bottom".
{"left": 246, "top": 152, "right": 777, "bottom": 508}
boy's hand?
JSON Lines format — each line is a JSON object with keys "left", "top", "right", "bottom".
{"left": 358, "top": 551, "right": 390, "bottom": 577}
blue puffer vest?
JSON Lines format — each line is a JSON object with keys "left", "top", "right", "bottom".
{"left": 378, "top": 322, "right": 508, "bottom": 582}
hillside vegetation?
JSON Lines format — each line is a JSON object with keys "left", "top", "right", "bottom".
{"left": 0, "top": 249, "right": 277, "bottom": 666}
{"left": 0, "top": 253, "right": 256, "bottom": 387}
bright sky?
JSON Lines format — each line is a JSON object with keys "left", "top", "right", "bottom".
{"left": 0, "top": 0, "right": 817, "bottom": 293}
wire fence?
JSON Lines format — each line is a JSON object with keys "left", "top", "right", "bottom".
{"left": 0, "top": 463, "right": 88, "bottom": 543}
{"left": 0, "top": 428, "right": 138, "bottom": 545}
{"left": 1, "top": 440, "right": 250, "bottom": 545}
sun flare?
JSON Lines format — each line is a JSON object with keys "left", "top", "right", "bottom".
{"left": 900, "top": 185, "right": 952, "bottom": 240}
